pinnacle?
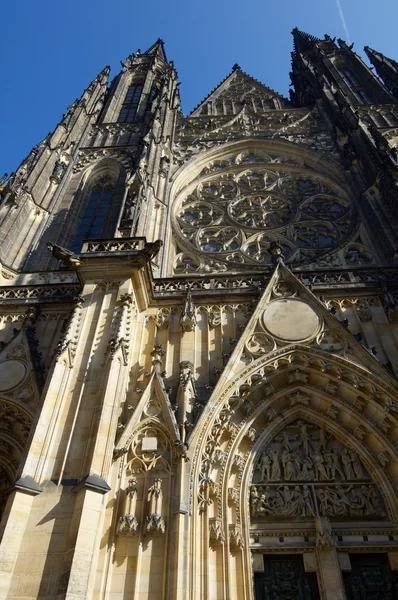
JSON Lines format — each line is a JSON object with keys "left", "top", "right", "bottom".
{"left": 291, "top": 27, "right": 320, "bottom": 55}
{"left": 143, "top": 38, "right": 167, "bottom": 62}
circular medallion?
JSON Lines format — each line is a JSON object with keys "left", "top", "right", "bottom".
{"left": 0, "top": 360, "right": 27, "bottom": 391}
{"left": 262, "top": 299, "right": 320, "bottom": 342}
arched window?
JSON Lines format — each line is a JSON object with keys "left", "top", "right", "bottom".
{"left": 118, "top": 82, "right": 143, "bottom": 123}
{"left": 71, "top": 177, "right": 114, "bottom": 252}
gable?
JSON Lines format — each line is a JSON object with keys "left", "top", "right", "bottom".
{"left": 190, "top": 68, "right": 289, "bottom": 117}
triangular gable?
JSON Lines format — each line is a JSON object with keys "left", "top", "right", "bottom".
{"left": 190, "top": 67, "right": 289, "bottom": 117}
{"left": 190, "top": 263, "right": 396, "bottom": 440}
{"left": 115, "top": 371, "right": 180, "bottom": 453}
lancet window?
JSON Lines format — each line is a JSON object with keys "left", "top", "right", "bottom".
{"left": 71, "top": 176, "right": 115, "bottom": 252}
{"left": 118, "top": 82, "right": 143, "bottom": 123}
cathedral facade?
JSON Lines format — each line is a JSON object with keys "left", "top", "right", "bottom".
{"left": 1, "top": 29, "right": 398, "bottom": 599}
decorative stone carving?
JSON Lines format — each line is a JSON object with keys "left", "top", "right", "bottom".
{"left": 118, "top": 477, "right": 139, "bottom": 535}
{"left": 229, "top": 524, "right": 244, "bottom": 551}
{"left": 213, "top": 449, "right": 227, "bottom": 464}
{"left": 155, "top": 307, "right": 172, "bottom": 329}
{"left": 251, "top": 483, "right": 316, "bottom": 517}
{"left": 254, "top": 423, "right": 367, "bottom": 485}
{"left": 180, "top": 291, "right": 197, "bottom": 332}
{"left": 288, "top": 369, "right": 308, "bottom": 384}
{"left": 130, "top": 428, "right": 171, "bottom": 471}
{"left": 272, "top": 282, "right": 297, "bottom": 297}
{"left": 327, "top": 406, "right": 339, "bottom": 419}
{"left": 0, "top": 360, "right": 27, "bottom": 392}
{"left": 145, "top": 479, "right": 165, "bottom": 535}
{"left": 245, "top": 427, "right": 256, "bottom": 442}
{"left": 145, "top": 513, "right": 166, "bottom": 534}
{"left": 232, "top": 454, "right": 245, "bottom": 472}
{"left": 316, "top": 329, "right": 346, "bottom": 353}
{"left": 209, "top": 518, "right": 225, "bottom": 545}
{"left": 289, "top": 391, "right": 310, "bottom": 406}
{"left": 354, "top": 425, "right": 367, "bottom": 441}
{"left": 179, "top": 361, "right": 194, "bottom": 390}
{"left": 119, "top": 514, "right": 139, "bottom": 534}
{"left": 228, "top": 487, "right": 239, "bottom": 505}
{"left": 245, "top": 332, "right": 275, "bottom": 358}
{"left": 316, "top": 484, "right": 385, "bottom": 518}
{"left": 208, "top": 307, "right": 222, "bottom": 328}
{"left": 315, "top": 517, "right": 335, "bottom": 549}
{"left": 151, "top": 344, "right": 166, "bottom": 371}
{"left": 377, "top": 451, "right": 391, "bottom": 467}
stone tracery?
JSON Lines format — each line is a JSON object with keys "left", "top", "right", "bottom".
{"left": 173, "top": 152, "right": 356, "bottom": 270}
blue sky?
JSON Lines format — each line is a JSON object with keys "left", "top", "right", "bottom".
{"left": 1, "top": 0, "right": 397, "bottom": 175}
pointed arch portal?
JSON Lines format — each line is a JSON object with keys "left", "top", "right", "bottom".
{"left": 187, "top": 266, "right": 398, "bottom": 600}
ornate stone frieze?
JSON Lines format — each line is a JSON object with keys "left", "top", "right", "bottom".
{"left": 0, "top": 285, "right": 80, "bottom": 303}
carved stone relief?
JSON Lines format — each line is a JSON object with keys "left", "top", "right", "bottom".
{"left": 251, "top": 422, "right": 387, "bottom": 520}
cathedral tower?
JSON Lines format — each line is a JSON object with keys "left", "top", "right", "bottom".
{"left": 1, "top": 31, "right": 398, "bottom": 600}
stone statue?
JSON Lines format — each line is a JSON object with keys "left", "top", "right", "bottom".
{"left": 298, "top": 421, "right": 310, "bottom": 456}
{"left": 330, "top": 448, "right": 345, "bottom": 480}
{"left": 313, "top": 449, "right": 328, "bottom": 480}
{"left": 259, "top": 450, "right": 271, "bottom": 481}
{"left": 269, "top": 449, "right": 281, "bottom": 480}
{"left": 341, "top": 448, "right": 354, "bottom": 480}
{"left": 300, "top": 456, "right": 314, "bottom": 480}
{"left": 350, "top": 451, "right": 363, "bottom": 479}
{"left": 282, "top": 448, "right": 300, "bottom": 481}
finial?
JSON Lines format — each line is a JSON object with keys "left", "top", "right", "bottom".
{"left": 232, "top": 63, "right": 241, "bottom": 72}
{"left": 151, "top": 344, "right": 166, "bottom": 372}
{"left": 180, "top": 291, "right": 197, "bottom": 332}
{"left": 267, "top": 241, "right": 285, "bottom": 265}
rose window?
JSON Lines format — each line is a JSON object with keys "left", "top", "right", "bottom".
{"left": 173, "top": 156, "right": 356, "bottom": 268}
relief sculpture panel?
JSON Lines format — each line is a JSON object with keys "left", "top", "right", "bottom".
{"left": 251, "top": 422, "right": 387, "bottom": 520}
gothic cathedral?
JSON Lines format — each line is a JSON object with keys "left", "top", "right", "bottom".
{"left": 1, "top": 29, "right": 398, "bottom": 600}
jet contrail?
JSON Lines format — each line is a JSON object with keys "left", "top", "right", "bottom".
{"left": 336, "top": 0, "right": 351, "bottom": 44}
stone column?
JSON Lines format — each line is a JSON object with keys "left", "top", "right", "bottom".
{"left": 315, "top": 517, "right": 346, "bottom": 600}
